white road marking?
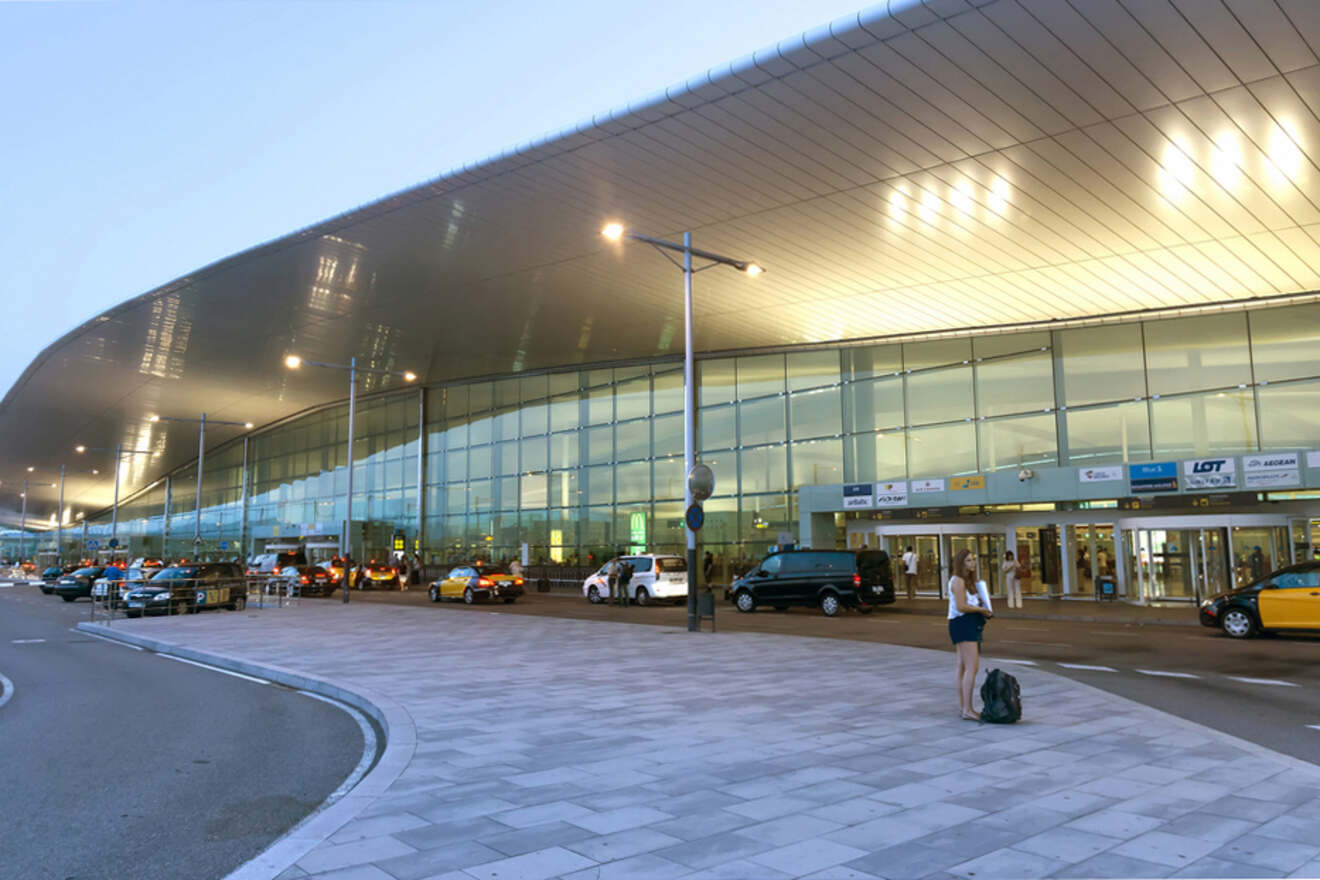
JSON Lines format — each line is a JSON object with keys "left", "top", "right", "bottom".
{"left": 999, "top": 639, "right": 1074, "bottom": 648}
{"left": 161, "top": 654, "right": 270, "bottom": 685}
{"left": 1058, "top": 663, "right": 1117, "bottom": 672}
{"left": 1307, "top": 725, "right": 1320, "bottom": 732}
{"left": 1136, "top": 669, "right": 1200, "bottom": 679}
{"left": 0, "top": 672, "right": 13, "bottom": 709}
{"left": 993, "top": 659, "right": 1038, "bottom": 666}
{"left": 11, "top": 638, "right": 46, "bottom": 644}
{"left": 1227, "top": 676, "right": 1300, "bottom": 687}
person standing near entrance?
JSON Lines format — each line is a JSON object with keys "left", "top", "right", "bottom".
{"left": 948, "top": 548, "right": 993, "bottom": 720}
{"left": 902, "top": 546, "right": 918, "bottom": 599}
{"left": 1002, "top": 550, "right": 1021, "bottom": 610}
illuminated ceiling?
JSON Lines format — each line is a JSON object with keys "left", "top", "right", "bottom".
{"left": 5, "top": 0, "right": 1320, "bottom": 523}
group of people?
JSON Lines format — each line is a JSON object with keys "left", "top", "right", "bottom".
{"left": 898, "top": 545, "right": 1028, "bottom": 610}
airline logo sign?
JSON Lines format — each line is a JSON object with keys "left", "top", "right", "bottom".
{"left": 1129, "top": 461, "right": 1178, "bottom": 493}
{"left": 912, "top": 478, "right": 945, "bottom": 495}
{"left": 950, "top": 475, "right": 985, "bottom": 491}
{"left": 1183, "top": 458, "right": 1235, "bottom": 490}
{"left": 1079, "top": 466, "right": 1123, "bottom": 483}
{"left": 875, "top": 481, "right": 908, "bottom": 508}
{"left": 1243, "top": 452, "right": 1300, "bottom": 489}
{"left": 842, "top": 484, "right": 874, "bottom": 509}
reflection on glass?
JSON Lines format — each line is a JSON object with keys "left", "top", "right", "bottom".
{"left": 1058, "top": 324, "right": 1145, "bottom": 407}
{"left": 1064, "top": 401, "right": 1150, "bottom": 465}
{"left": 906, "top": 366, "right": 973, "bottom": 426}
{"left": 1257, "top": 379, "right": 1320, "bottom": 450}
{"left": 1151, "top": 390, "right": 1256, "bottom": 458}
{"left": 978, "top": 413, "right": 1057, "bottom": 471}
{"left": 1144, "top": 313, "right": 1250, "bottom": 395}
{"left": 1250, "top": 302, "right": 1320, "bottom": 383}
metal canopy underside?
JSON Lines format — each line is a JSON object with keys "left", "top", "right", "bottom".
{"left": 6, "top": 0, "right": 1320, "bottom": 522}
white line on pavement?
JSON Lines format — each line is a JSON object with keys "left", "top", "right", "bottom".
{"left": 1228, "top": 676, "right": 1300, "bottom": 687}
{"left": 999, "top": 639, "right": 1074, "bottom": 648}
{"left": 1307, "top": 725, "right": 1320, "bottom": 732}
{"left": 0, "top": 672, "right": 13, "bottom": 709}
{"left": 992, "top": 659, "right": 1038, "bottom": 666}
{"left": 10, "top": 638, "right": 46, "bottom": 644}
{"left": 1058, "top": 663, "right": 1118, "bottom": 672}
{"left": 161, "top": 654, "right": 270, "bottom": 685}
{"left": 1137, "top": 669, "right": 1200, "bottom": 679}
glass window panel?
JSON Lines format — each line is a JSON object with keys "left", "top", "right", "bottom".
{"left": 588, "top": 386, "right": 613, "bottom": 425}
{"left": 494, "top": 408, "right": 519, "bottom": 441}
{"left": 586, "top": 425, "right": 613, "bottom": 465}
{"left": 441, "top": 385, "right": 468, "bottom": 419}
{"left": 616, "top": 461, "right": 651, "bottom": 503}
{"left": 1063, "top": 400, "right": 1153, "bottom": 467}
{"left": 973, "top": 331, "right": 1051, "bottom": 359}
{"left": 1151, "top": 390, "right": 1258, "bottom": 458}
{"left": 908, "top": 423, "right": 977, "bottom": 477}
{"left": 444, "top": 420, "right": 468, "bottom": 449}
{"left": 548, "top": 371, "right": 579, "bottom": 396}
{"left": 549, "top": 433, "right": 579, "bottom": 470}
{"left": 906, "top": 366, "right": 973, "bottom": 426}
{"left": 521, "top": 401, "right": 548, "bottom": 437}
{"left": 1250, "top": 303, "right": 1320, "bottom": 383}
{"left": 548, "top": 393, "right": 580, "bottom": 433}
{"left": 494, "top": 378, "right": 520, "bottom": 408}
{"left": 790, "top": 386, "right": 842, "bottom": 440}
{"left": 615, "top": 420, "right": 650, "bottom": 462}
{"left": 466, "top": 446, "right": 491, "bottom": 479}
{"left": 740, "top": 396, "right": 786, "bottom": 447}
{"left": 1058, "top": 324, "right": 1145, "bottom": 406}
{"left": 616, "top": 376, "right": 651, "bottom": 421}
{"left": 792, "top": 438, "right": 843, "bottom": 487}
{"left": 468, "top": 479, "right": 494, "bottom": 514}
{"left": 699, "top": 404, "right": 736, "bottom": 451}
{"left": 468, "top": 414, "right": 493, "bottom": 446}
{"left": 651, "top": 500, "right": 685, "bottom": 552}
{"left": 904, "top": 338, "right": 969, "bottom": 370}
{"left": 653, "top": 413, "right": 682, "bottom": 457}
{"left": 614, "top": 365, "right": 647, "bottom": 383}
{"left": 519, "top": 473, "right": 547, "bottom": 509}
{"left": 584, "top": 464, "right": 613, "bottom": 506}
{"left": 741, "top": 494, "right": 792, "bottom": 547}
{"left": 699, "top": 495, "right": 739, "bottom": 546}
{"left": 846, "top": 431, "right": 906, "bottom": 482}
{"left": 699, "top": 358, "right": 737, "bottom": 407}
{"left": 614, "top": 505, "right": 650, "bottom": 553}
{"left": 586, "top": 369, "right": 613, "bottom": 388}
{"left": 520, "top": 436, "right": 547, "bottom": 474}
{"left": 737, "top": 354, "right": 784, "bottom": 399}
{"left": 549, "top": 470, "right": 579, "bottom": 508}
{"left": 496, "top": 476, "right": 518, "bottom": 511}
{"left": 739, "top": 444, "right": 787, "bottom": 494}
{"left": 653, "top": 455, "right": 684, "bottom": 499}
{"left": 978, "top": 413, "right": 1057, "bottom": 471}
{"left": 976, "top": 351, "right": 1054, "bottom": 417}
{"left": 843, "top": 376, "right": 904, "bottom": 433}
{"left": 1145, "top": 313, "right": 1251, "bottom": 394}
{"left": 787, "top": 350, "right": 840, "bottom": 391}
{"left": 653, "top": 369, "right": 684, "bottom": 414}
{"left": 445, "top": 484, "right": 467, "bottom": 515}
{"left": 1258, "top": 379, "right": 1320, "bottom": 450}
{"left": 519, "top": 374, "right": 548, "bottom": 403}
{"left": 467, "top": 383, "right": 492, "bottom": 413}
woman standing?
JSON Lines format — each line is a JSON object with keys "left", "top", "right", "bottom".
{"left": 948, "top": 548, "right": 993, "bottom": 720}
{"left": 1001, "top": 550, "right": 1021, "bottom": 610}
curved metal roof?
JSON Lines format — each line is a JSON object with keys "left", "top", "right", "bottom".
{"left": 7, "top": 0, "right": 1320, "bottom": 523}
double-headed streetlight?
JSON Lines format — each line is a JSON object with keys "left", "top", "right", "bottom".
{"left": 2, "top": 469, "right": 57, "bottom": 562}
{"left": 284, "top": 355, "right": 417, "bottom": 603}
{"left": 75, "top": 443, "right": 158, "bottom": 556}
{"left": 148, "top": 413, "right": 253, "bottom": 554}
{"left": 601, "top": 222, "right": 763, "bottom": 632}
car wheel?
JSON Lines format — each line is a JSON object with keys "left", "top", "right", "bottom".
{"left": 587, "top": 585, "right": 602, "bottom": 604}
{"left": 61, "top": 595, "right": 75, "bottom": 602}
{"left": 820, "top": 593, "right": 841, "bottom": 617}
{"left": 429, "top": 586, "right": 439, "bottom": 603}
{"left": 1221, "top": 607, "right": 1257, "bottom": 639}
{"left": 463, "top": 586, "right": 475, "bottom": 605}
{"left": 634, "top": 587, "right": 650, "bottom": 607}
{"left": 503, "top": 597, "right": 516, "bottom": 604}
{"left": 734, "top": 590, "right": 756, "bottom": 613}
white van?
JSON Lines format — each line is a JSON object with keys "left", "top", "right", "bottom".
{"left": 582, "top": 554, "right": 688, "bottom": 605}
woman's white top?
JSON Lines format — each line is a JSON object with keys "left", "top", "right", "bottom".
{"left": 1001, "top": 559, "right": 1017, "bottom": 589}
{"left": 947, "top": 577, "right": 984, "bottom": 619}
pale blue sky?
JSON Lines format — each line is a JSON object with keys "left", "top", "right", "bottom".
{"left": 0, "top": 0, "right": 863, "bottom": 398}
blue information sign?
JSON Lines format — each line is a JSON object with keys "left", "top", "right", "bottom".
{"left": 220, "top": 541, "right": 229, "bottom": 551}
{"left": 685, "top": 503, "right": 705, "bottom": 531}
{"left": 1129, "top": 461, "right": 1178, "bottom": 494}
{"left": 86, "top": 539, "right": 99, "bottom": 551}
{"left": 107, "top": 538, "right": 119, "bottom": 549}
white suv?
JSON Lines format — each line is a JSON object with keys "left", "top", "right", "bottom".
{"left": 583, "top": 554, "right": 688, "bottom": 606}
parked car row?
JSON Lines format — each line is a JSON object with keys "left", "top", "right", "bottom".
{"left": 34, "top": 559, "right": 249, "bottom": 616}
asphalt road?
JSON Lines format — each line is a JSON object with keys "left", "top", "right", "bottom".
{"left": 358, "top": 588, "right": 1320, "bottom": 767}
{"left": 0, "top": 584, "right": 366, "bottom": 880}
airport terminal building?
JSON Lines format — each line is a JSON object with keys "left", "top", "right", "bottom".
{"left": 4, "top": 0, "right": 1320, "bottom": 606}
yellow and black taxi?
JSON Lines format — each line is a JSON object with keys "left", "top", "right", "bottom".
{"left": 428, "top": 565, "right": 524, "bottom": 604}
{"left": 354, "top": 561, "right": 401, "bottom": 590}
{"left": 124, "top": 562, "right": 248, "bottom": 617}
{"left": 1200, "top": 561, "right": 1320, "bottom": 639}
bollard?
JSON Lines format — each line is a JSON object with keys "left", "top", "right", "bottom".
{"left": 697, "top": 588, "right": 716, "bottom": 632}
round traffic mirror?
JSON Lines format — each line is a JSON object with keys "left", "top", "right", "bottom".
{"left": 688, "top": 463, "right": 715, "bottom": 502}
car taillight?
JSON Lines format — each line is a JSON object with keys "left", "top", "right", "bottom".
{"left": 273, "top": 566, "right": 281, "bottom": 575}
{"left": 853, "top": 573, "right": 862, "bottom": 586}
{"left": 300, "top": 576, "right": 309, "bottom": 584}
{"left": 478, "top": 577, "right": 493, "bottom": 587}
{"left": 514, "top": 578, "right": 524, "bottom": 586}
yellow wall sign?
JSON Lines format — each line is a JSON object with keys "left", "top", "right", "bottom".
{"left": 950, "top": 475, "right": 986, "bottom": 491}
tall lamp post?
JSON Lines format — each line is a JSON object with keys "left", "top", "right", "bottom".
{"left": 75, "top": 444, "right": 157, "bottom": 558}
{"left": 5, "top": 470, "right": 57, "bottom": 563}
{"left": 148, "top": 413, "right": 253, "bottom": 557}
{"left": 601, "top": 222, "right": 763, "bottom": 632}
{"left": 284, "top": 355, "right": 417, "bottom": 603}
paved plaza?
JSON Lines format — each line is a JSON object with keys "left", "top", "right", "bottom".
{"left": 83, "top": 604, "right": 1320, "bottom": 880}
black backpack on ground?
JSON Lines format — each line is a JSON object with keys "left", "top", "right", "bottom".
{"left": 980, "top": 668, "right": 1022, "bottom": 724}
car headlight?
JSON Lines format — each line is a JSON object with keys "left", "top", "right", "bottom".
{"left": 152, "top": 592, "right": 172, "bottom": 601}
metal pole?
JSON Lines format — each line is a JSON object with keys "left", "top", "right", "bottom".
{"left": 57, "top": 465, "right": 65, "bottom": 565}
{"left": 162, "top": 475, "right": 171, "bottom": 559}
{"left": 110, "top": 443, "right": 122, "bottom": 554}
{"left": 683, "top": 231, "right": 697, "bottom": 633}
{"left": 19, "top": 479, "right": 28, "bottom": 562}
{"left": 194, "top": 412, "right": 206, "bottom": 555}
{"left": 343, "top": 356, "right": 356, "bottom": 604}
{"left": 239, "top": 436, "right": 249, "bottom": 561}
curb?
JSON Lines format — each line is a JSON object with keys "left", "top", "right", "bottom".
{"left": 75, "top": 622, "right": 417, "bottom": 880}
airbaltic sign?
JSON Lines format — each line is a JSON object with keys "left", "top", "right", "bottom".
{"left": 842, "top": 481, "right": 909, "bottom": 508}
{"left": 1183, "top": 458, "right": 1235, "bottom": 490}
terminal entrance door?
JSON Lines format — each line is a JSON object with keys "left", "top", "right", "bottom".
{"left": 882, "top": 534, "right": 941, "bottom": 596}
{"left": 1128, "top": 528, "right": 1229, "bottom": 602}
{"left": 947, "top": 533, "right": 1007, "bottom": 597}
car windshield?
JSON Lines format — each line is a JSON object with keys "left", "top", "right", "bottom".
{"left": 72, "top": 567, "right": 102, "bottom": 577}
{"left": 656, "top": 557, "right": 687, "bottom": 573}
{"left": 42, "top": 567, "right": 61, "bottom": 577}
{"left": 126, "top": 568, "right": 145, "bottom": 579}
{"left": 153, "top": 566, "right": 198, "bottom": 581}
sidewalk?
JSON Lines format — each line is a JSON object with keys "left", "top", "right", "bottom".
{"left": 83, "top": 605, "right": 1320, "bottom": 880}
{"left": 882, "top": 597, "right": 1201, "bottom": 628}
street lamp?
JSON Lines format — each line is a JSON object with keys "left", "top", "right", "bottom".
{"left": 148, "top": 413, "right": 253, "bottom": 555}
{"left": 2, "top": 476, "right": 58, "bottom": 563}
{"left": 75, "top": 443, "right": 156, "bottom": 557}
{"left": 601, "top": 222, "right": 763, "bottom": 631}
{"left": 284, "top": 354, "right": 417, "bottom": 603}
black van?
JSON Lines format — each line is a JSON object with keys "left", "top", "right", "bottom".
{"left": 730, "top": 549, "right": 894, "bottom": 616}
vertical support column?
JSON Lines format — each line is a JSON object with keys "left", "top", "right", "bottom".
{"left": 110, "top": 443, "right": 122, "bottom": 548}
{"left": 1115, "top": 524, "right": 1131, "bottom": 600}
{"left": 194, "top": 412, "right": 206, "bottom": 555}
{"left": 238, "top": 437, "right": 250, "bottom": 560}
{"left": 343, "top": 357, "right": 357, "bottom": 604}
{"left": 416, "top": 386, "right": 426, "bottom": 555}
{"left": 57, "top": 465, "right": 66, "bottom": 566}
{"left": 1060, "top": 523, "right": 1075, "bottom": 597}
{"left": 163, "top": 475, "right": 172, "bottom": 559}
{"left": 683, "top": 231, "right": 697, "bottom": 633}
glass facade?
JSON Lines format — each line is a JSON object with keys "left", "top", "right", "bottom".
{"left": 80, "top": 301, "right": 1320, "bottom": 566}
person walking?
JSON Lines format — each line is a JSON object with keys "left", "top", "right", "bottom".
{"left": 1001, "top": 550, "right": 1021, "bottom": 610}
{"left": 902, "top": 546, "right": 918, "bottom": 600}
{"left": 948, "top": 548, "right": 993, "bottom": 720}
{"left": 702, "top": 551, "right": 714, "bottom": 586}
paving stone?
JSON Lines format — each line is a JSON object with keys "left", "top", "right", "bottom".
{"left": 464, "top": 845, "right": 596, "bottom": 880}
{"left": 1170, "top": 855, "right": 1276, "bottom": 878}
{"left": 567, "top": 804, "right": 673, "bottom": 835}
{"left": 1063, "top": 808, "right": 1159, "bottom": 840}
{"left": 296, "top": 836, "right": 417, "bottom": 875}
{"left": 947, "top": 847, "right": 1072, "bottom": 879}
{"left": 562, "top": 853, "right": 728, "bottom": 880}
{"left": 738, "top": 814, "right": 844, "bottom": 847}
{"left": 652, "top": 831, "right": 772, "bottom": 870}
{"left": 490, "top": 799, "right": 595, "bottom": 829}
{"left": 648, "top": 808, "right": 755, "bottom": 841}
{"left": 1109, "top": 830, "right": 1220, "bottom": 869}
{"left": 1198, "top": 793, "right": 1292, "bottom": 824}
{"left": 747, "top": 838, "right": 870, "bottom": 876}
{"left": 1253, "top": 812, "right": 1320, "bottom": 846}
{"left": 1209, "top": 833, "right": 1320, "bottom": 873}
{"left": 392, "top": 816, "right": 512, "bottom": 851}
{"left": 1054, "top": 851, "right": 1175, "bottom": 878}
{"left": 472, "top": 820, "right": 596, "bottom": 857}
{"left": 724, "top": 794, "right": 817, "bottom": 821}
{"left": 326, "top": 812, "right": 429, "bottom": 846}
{"left": 806, "top": 795, "right": 902, "bottom": 826}
{"left": 562, "top": 827, "right": 680, "bottom": 862}
{"left": 302, "top": 865, "right": 396, "bottom": 880}
{"left": 1011, "top": 826, "right": 1122, "bottom": 863}
{"left": 912, "top": 822, "right": 1025, "bottom": 860}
